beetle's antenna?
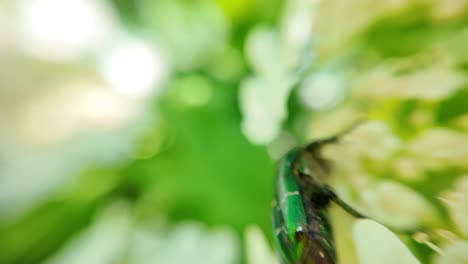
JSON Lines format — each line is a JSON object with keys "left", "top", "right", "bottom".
{"left": 304, "top": 118, "right": 367, "bottom": 151}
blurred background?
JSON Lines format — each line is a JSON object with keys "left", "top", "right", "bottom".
{"left": 0, "top": 0, "right": 467, "bottom": 263}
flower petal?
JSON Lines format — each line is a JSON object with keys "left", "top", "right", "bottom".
{"left": 353, "top": 219, "right": 420, "bottom": 264}
{"left": 245, "top": 225, "right": 278, "bottom": 264}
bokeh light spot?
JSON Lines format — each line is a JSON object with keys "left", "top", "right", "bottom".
{"left": 99, "top": 38, "right": 169, "bottom": 98}
{"left": 178, "top": 75, "right": 213, "bottom": 107}
{"left": 299, "top": 71, "right": 346, "bottom": 110}
{"left": 15, "top": 0, "right": 116, "bottom": 60}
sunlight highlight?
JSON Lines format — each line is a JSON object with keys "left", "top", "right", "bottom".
{"left": 99, "top": 38, "right": 169, "bottom": 98}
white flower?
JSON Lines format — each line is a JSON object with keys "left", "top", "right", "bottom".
{"left": 245, "top": 27, "right": 286, "bottom": 77}
{"left": 45, "top": 201, "right": 132, "bottom": 264}
{"left": 356, "top": 63, "right": 464, "bottom": 101}
{"left": 245, "top": 225, "right": 278, "bottom": 264}
{"left": 353, "top": 219, "right": 420, "bottom": 264}
{"left": 360, "top": 180, "right": 439, "bottom": 230}
{"left": 239, "top": 76, "right": 295, "bottom": 144}
{"left": 130, "top": 222, "right": 239, "bottom": 264}
{"left": 341, "top": 121, "right": 401, "bottom": 162}
{"left": 433, "top": 240, "right": 468, "bottom": 264}
{"left": 408, "top": 129, "right": 468, "bottom": 170}
{"left": 439, "top": 175, "right": 468, "bottom": 236}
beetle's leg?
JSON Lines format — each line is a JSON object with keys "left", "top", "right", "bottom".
{"left": 331, "top": 196, "right": 367, "bottom": 219}
{"left": 322, "top": 186, "right": 367, "bottom": 218}
{"left": 324, "top": 186, "right": 424, "bottom": 236}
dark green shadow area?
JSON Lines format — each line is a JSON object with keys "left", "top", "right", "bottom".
{"left": 126, "top": 75, "right": 275, "bottom": 237}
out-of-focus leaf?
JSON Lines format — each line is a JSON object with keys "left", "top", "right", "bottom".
{"left": 127, "top": 75, "right": 274, "bottom": 234}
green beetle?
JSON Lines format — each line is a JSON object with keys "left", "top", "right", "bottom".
{"left": 272, "top": 136, "right": 365, "bottom": 264}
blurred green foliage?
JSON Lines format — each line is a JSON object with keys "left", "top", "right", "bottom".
{"left": 129, "top": 75, "right": 274, "bottom": 231}
{"left": 0, "top": 0, "right": 284, "bottom": 261}
{"left": 1, "top": 0, "right": 468, "bottom": 263}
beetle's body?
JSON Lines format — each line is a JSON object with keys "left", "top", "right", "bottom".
{"left": 272, "top": 141, "right": 338, "bottom": 264}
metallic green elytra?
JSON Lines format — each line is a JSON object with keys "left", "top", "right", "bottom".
{"left": 272, "top": 138, "right": 345, "bottom": 264}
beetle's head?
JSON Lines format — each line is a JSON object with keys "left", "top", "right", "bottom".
{"left": 294, "top": 144, "right": 331, "bottom": 189}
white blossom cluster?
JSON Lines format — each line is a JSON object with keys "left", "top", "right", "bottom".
{"left": 304, "top": 2, "right": 468, "bottom": 261}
